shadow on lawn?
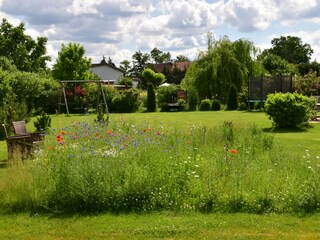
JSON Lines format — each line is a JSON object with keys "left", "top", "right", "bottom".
{"left": 262, "top": 124, "right": 314, "bottom": 133}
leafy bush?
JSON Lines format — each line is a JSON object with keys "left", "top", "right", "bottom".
{"left": 211, "top": 99, "right": 221, "bottom": 111}
{"left": 199, "top": 99, "right": 211, "bottom": 111}
{"left": 147, "top": 83, "right": 156, "bottom": 112}
{"left": 265, "top": 92, "right": 316, "bottom": 128}
{"left": 112, "top": 89, "right": 140, "bottom": 113}
{"left": 177, "top": 98, "right": 187, "bottom": 111}
{"left": 238, "top": 102, "right": 247, "bottom": 111}
{"left": 119, "top": 76, "right": 133, "bottom": 87}
{"left": 33, "top": 112, "right": 51, "bottom": 132}
{"left": 157, "top": 85, "right": 178, "bottom": 111}
{"left": 227, "top": 85, "right": 238, "bottom": 110}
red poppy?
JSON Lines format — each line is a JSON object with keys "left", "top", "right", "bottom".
{"left": 231, "top": 149, "right": 237, "bottom": 154}
{"left": 156, "top": 131, "right": 161, "bottom": 135}
{"left": 106, "top": 130, "right": 113, "bottom": 135}
{"left": 61, "top": 131, "right": 66, "bottom": 135}
{"left": 56, "top": 134, "right": 62, "bottom": 141}
{"left": 143, "top": 129, "right": 147, "bottom": 133}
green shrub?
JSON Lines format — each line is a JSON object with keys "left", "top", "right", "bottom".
{"left": 147, "top": 83, "right": 156, "bottom": 112}
{"left": 199, "top": 99, "right": 211, "bottom": 111}
{"left": 227, "top": 85, "right": 238, "bottom": 110}
{"left": 177, "top": 98, "right": 187, "bottom": 111}
{"left": 238, "top": 102, "right": 247, "bottom": 111}
{"left": 33, "top": 112, "right": 51, "bottom": 132}
{"left": 157, "top": 85, "right": 177, "bottom": 112}
{"left": 118, "top": 76, "right": 133, "bottom": 87}
{"left": 112, "top": 89, "right": 140, "bottom": 113}
{"left": 211, "top": 99, "right": 221, "bottom": 111}
{"left": 265, "top": 92, "right": 316, "bottom": 128}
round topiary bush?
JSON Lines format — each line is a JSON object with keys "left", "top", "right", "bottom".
{"left": 211, "top": 99, "right": 221, "bottom": 111}
{"left": 265, "top": 92, "right": 316, "bottom": 128}
{"left": 199, "top": 99, "right": 211, "bottom": 111}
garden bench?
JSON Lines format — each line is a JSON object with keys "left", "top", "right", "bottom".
{"left": 168, "top": 103, "right": 179, "bottom": 112}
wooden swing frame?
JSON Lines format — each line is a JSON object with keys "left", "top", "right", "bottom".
{"left": 58, "top": 80, "right": 109, "bottom": 115}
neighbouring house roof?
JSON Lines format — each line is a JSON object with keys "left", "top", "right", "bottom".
{"left": 91, "top": 58, "right": 124, "bottom": 73}
{"left": 153, "top": 61, "right": 192, "bottom": 73}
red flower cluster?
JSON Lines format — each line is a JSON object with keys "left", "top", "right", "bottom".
{"left": 230, "top": 149, "right": 237, "bottom": 154}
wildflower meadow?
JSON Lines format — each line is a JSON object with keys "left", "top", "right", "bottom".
{"left": 1, "top": 114, "right": 320, "bottom": 215}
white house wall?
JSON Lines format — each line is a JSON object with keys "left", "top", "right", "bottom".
{"left": 90, "top": 66, "right": 123, "bottom": 82}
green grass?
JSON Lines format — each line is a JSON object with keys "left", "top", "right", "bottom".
{"left": 1, "top": 111, "right": 320, "bottom": 237}
{"left": 2, "top": 111, "right": 320, "bottom": 160}
{"left": 0, "top": 213, "right": 319, "bottom": 239}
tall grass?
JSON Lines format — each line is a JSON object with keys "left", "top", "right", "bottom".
{"left": 1, "top": 117, "right": 320, "bottom": 214}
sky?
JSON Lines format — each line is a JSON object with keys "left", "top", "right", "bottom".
{"left": 0, "top": 0, "right": 320, "bottom": 68}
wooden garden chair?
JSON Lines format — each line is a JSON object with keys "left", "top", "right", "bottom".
{"left": 12, "top": 121, "right": 44, "bottom": 142}
{"left": 2, "top": 123, "right": 33, "bottom": 160}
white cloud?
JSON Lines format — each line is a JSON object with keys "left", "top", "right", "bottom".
{"left": 67, "top": 0, "right": 102, "bottom": 16}
{"left": 1, "top": 0, "right": 320, "bottom": 67}
{"left": 222, "top": 0, "right": 276, "bottom": 32}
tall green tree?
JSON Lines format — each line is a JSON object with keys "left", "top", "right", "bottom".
{"left": 150, "top": 47, "right": 171, "bottom": 64}
{"left": 262, "top": 36, "right": 313, "bottom": 64}
{"left": 130, "top": 51, "right": 150, "bottom": 78}
{"left": 119, "top": 60, "right": 131, "bottom": 77}
{"left": 174, "top": 55, "right": 190, "bottom": 62}
{"left": 182, "top": 34, "right": 256, "bottom": 103}
{"left": 0, "top": 18, "right": 50, "bottom": 72}
{"left": 52, "top": 42, "right": 94, "bottom": 80}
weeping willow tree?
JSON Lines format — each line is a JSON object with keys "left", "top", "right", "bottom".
{"left": 182, "top": 33, "right": 258, "bottom": 103}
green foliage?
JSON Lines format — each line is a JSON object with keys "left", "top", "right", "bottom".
{"left": 0, "top": 68, "right": 60, "bottom": 114}
{"left": 211, "top": 99, "right": 221, "bottom": 111}
{"left": 118, "top": 76, "right": 133, "bottom": 87}
{"left": 259, "top": 53, "right": 293, "bottom": 76}
{"left": 147, "top": 83, "right": 156, "bottom": 112}
{"left": 130, "top": 51, "right": 150, "bottom": 79}
{"left": 187, "top": 87, "right": 199, "bottom": 111}
{"left": 177, "top": 98, "right": 187, "bottom": 111}
{"left": 0, "top": 94, "right": 29, "bottom": 139}
{"left": 150, "top": 47, "right": 171, "bottom": 64}
{"left": 4, "top": 119, "right": 320, "bottom": 215}
{"left": 112, "top": 89, "right": 140, "bottom": 113}
{"left": 265, "top": 92, "right": 315, "bottom": 128}
{"left": 95, "top": 104, "right": 109, "bottom": 123}
{"left": 266, "top": 35, "right": 313, "bottom": 64}
{"left": 293, "top": 71, "right": 320, "bottom": 96}
{"left": 227, "top": 85, "right": 238, "bottom": 110}
{"left": 182, "top": 35, "right": 255, "bottom": 103}
{"left": 199, "top": 99, "right": 211, "bottom": 111}
{"left": 0, "top": 19, "right": 50, "bottom": 72}
{"left": 33, "top": 112, "right": 51, "bottom": 132}
{"left": 142, "top": 68, "right": 166, "bottom": 87}
{"left": 52, "top": 42, "right": 94, "bottom": 80}
{"left": 157, "top": 85, "right": 178, "bottom": 111}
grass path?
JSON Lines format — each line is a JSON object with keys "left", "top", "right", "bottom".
{"left": 1, "top": 213, "right": 320, "bottom": 239}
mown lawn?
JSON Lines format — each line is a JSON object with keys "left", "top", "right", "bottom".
{"left": 1, "top": 212, "right": 320, "bottom": 239}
